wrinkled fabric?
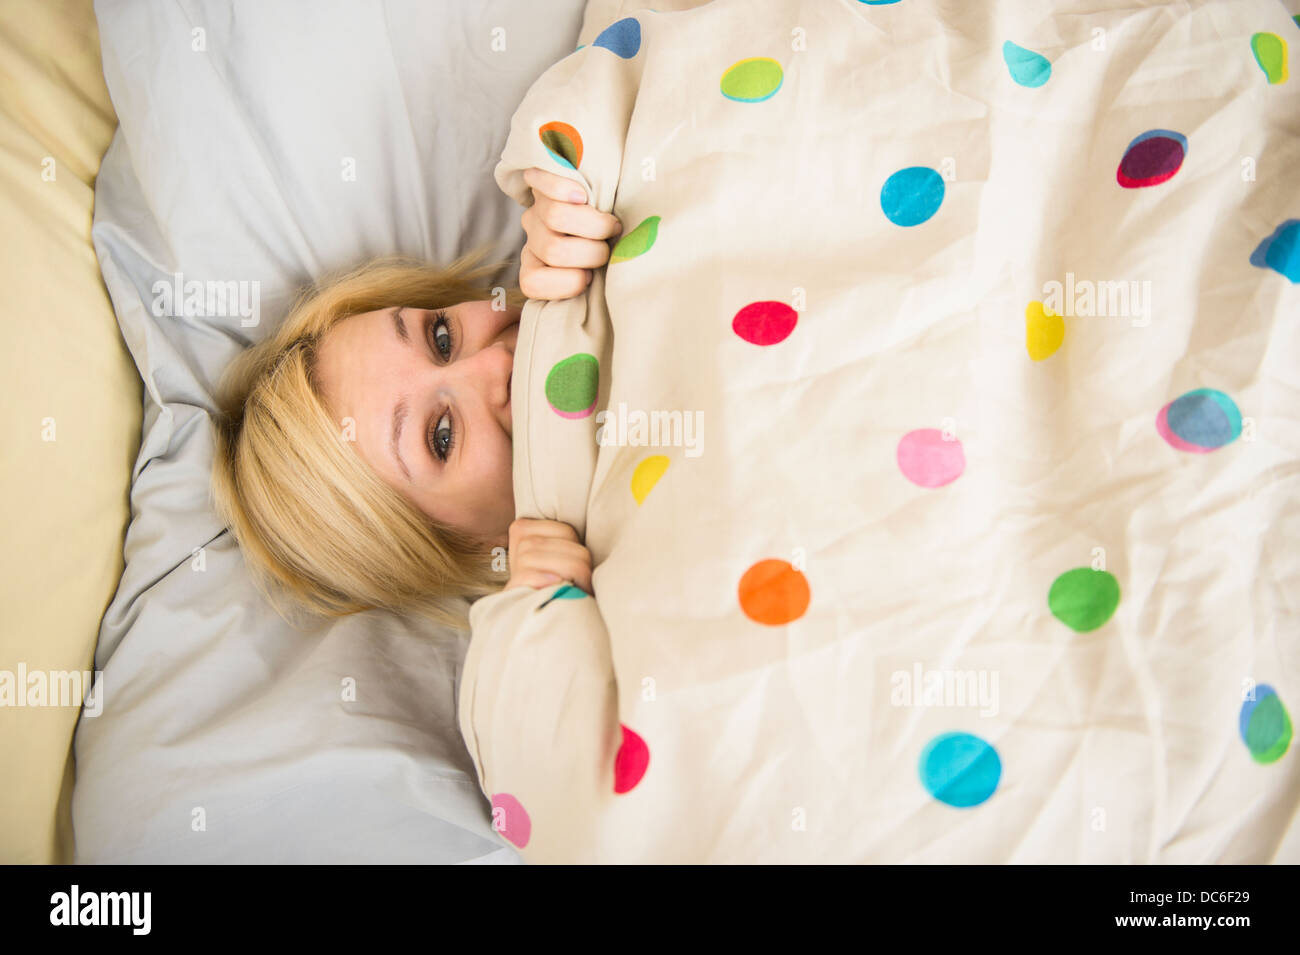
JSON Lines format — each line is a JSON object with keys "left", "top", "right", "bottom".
{"left": 461, "top": 0, "right": 1300, "bottom": 862}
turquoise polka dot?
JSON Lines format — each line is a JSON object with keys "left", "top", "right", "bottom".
{"left": 538, "top": 582, "right": 590, "bottom": 610}
{"left": 1003, "top": 41, "right": 1051, "bottom": 87}
{"left": 1250, "top": 219, "right": 1300, "bottom": 283}
{"left": 920, "top": 732, "right": 1001, "bottom": 807}
{"left": 881, "top": 166, "right": 945, "bottom": 226}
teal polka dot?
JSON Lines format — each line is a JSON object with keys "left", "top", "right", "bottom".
{"left": 881, "top": 166, "right": 945, "bottom": 226}
{"left": 538, "top": 582, "right": 590, "bottom": 610}
{"left": 920, "top": 732, "right": 1001, "bottom": 808}
{"left": 1003, "top": 41, "right": 1052, "bottom": 87}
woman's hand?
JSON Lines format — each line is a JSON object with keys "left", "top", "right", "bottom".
{"left": 519, "top": 167, "right": 622, "bottom": 301}
{"left": 505, "top": 518, "right": 594, "bottom": 595}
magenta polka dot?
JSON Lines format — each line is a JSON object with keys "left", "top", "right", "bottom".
{"left": 490, "top": 792, "right": 532, "bottom": 848}
{"left": 732, "top": 300, "right": 798, "bottom": 345}
{"left": 613, "top": 723, "right": 650, "bottom": 793}
{"left": 897, "top": 428, "right": 965, "bottom": 488}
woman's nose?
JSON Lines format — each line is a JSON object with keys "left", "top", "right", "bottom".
{"left": 448, "top": 336, "right": 514, "bottom": 418}
{"left": 490, "top": 340, "right": 513, "bottom": 412}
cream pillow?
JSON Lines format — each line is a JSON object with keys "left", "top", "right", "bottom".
{"left": 0, "top": 0, "right": 137, "bottom": 863}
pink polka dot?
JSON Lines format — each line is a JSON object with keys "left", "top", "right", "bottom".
{"left": 897, "top": 428, "right": 965, "bottom": 488}
{"left": 732, "top": 300, "right": 798, "bottom": 345}
{"left": 550, "top": 402, "right": 598, "bottom": 420}
{"left": 613, "top": 724, "right": 650, "bottom": 794}
{"left": 490, "top": 793, "right": 531, "bottom": 848}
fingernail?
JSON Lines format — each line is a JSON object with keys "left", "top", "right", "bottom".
{"left": 569, "top": 189, "right": 587, "bottom": 202}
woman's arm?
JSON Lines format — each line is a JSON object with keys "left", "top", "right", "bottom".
{"left": 459, "top": 557, "right": 619, "bottom": 861}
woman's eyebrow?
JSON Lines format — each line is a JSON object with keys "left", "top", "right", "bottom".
{"left": 390, "top": 396, "right": 411, "bottom": 482}
{"left": 386, "top": 307, "right": 414, "bottom": 481}
{"left": 391, "top": 306, "right": 409, "bottom": 344}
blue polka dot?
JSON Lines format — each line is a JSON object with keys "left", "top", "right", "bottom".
{"left": 1239, "top": 686, "right": 1276, "bottom": 742}
{"left": 1167, "top": 389, "right": 1240, "bottom": 449}
{"left": 1250, "top": 219, "right": 1300, "bottom": 283}
{"left": 881, "top": 166, "right": 945, "bottom": 227}
{"left": 593, "top": 18, "right": 641, "bottom": 58}
{"left": 919, "top": 732, "right": 1001, "bottom": 807}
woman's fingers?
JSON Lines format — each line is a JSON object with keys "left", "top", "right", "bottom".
{"left": 524, "top": 165, "right": 589, "bottom": 203}
{"left": 567, "top": 563, "right": 594, "bottom": 596}
{"left": 508, "top": 565, "right": 594, "bottom": 594}
{"left": 522, "top": 204, "right": 619, "bottom": 267}
{"left": 518, "top": 167, "right": 623, "bottom": 302}
{"left": 518, "top": 246, "right": 590, "bottom": 301}
{"left": 518, "top": 540, "right": 592, "bottom": 593}
{"left": 509, "top": 518, "right": 579, "bottom": 543}
{"left": 523, "top": 166, "right": 622, "bottom": 243}
{"left": 513, "top": 535, "right": 589, "bottom": 570}
{"left": 530, "top": 190, "right": 623, "bottom": 242}
{"left": 505, "top": 519, "right": 594, "bottom": 594}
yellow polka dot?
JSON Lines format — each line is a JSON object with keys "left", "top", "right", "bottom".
{"left": 630, "top": 455, "right": 670, "bottom": 505}
{"left": 1025, "top": 300, "right": 1064, "bottom": 361}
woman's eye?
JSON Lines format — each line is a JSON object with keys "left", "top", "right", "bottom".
{"left": 429, "top": 411, "right": 454, "bottom": 462}
{"left": 430, "top": 311, "right": 454, "bottom": 360}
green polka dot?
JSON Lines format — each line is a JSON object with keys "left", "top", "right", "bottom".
{"left": 720, "top": 57, "right": 783, "bottom": 102}
{"left": 545, "top": 353, "right": 599, "bottom": 418}
{"left": 1048, "top": 568, "right": 1120, "bottom": 632}
{"left": 1250, "top": 32, "right": 1288, "bottom": 85}
{"left": 610, "top": 216, "right": 660, "bottom": 263}
{"left": 1246, "top": 693, "right": 1292, "bottom": 764}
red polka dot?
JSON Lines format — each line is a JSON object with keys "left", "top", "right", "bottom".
{"left": 490, "top": 793, "right": 531, "bottom": 848}
{"left": 614, "top": 724, "right": 650, "bottom": 793}
{"left": 732, "top": 300, "right": 798, "bottom": 345}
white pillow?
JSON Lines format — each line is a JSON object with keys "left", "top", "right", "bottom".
{"left": 75, "top": 0, "right": 588, "bottom": 863}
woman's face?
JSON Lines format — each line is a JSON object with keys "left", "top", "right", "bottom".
{"left": 315, "top": 301, "right": 520, "bottom": 549}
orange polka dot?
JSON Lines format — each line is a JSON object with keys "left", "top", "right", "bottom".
{"left": 738, "top": 559, "right": 810, "bottom": 625}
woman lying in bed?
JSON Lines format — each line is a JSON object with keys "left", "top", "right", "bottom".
{"left": 212, "top": 168, "right": 618, "bottom": 629}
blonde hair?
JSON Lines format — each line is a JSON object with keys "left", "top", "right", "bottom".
{"left": 211, "top": 245, "right": 527, "bottom": 632}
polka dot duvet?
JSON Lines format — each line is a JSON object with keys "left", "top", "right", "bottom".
{"left": 458, "top": 0, "right": 1300, "bottom": 862}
